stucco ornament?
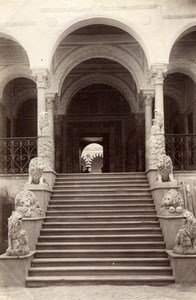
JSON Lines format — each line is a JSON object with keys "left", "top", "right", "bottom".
{"left": 6, "top": 211, "right": 30, "bottom": 256}
{"left": 173, "top": 210, "right": 196, "bottom": 255}
{"left": 148, "top": 118, "right": 165, "bottom": 168}
{"left": 38, "top": 111, "right": 54, "bottom": 171}
{"left": 160, "top": 189, "right": 184, "bottom": 215}
{"left": 39, "top": 111, "right": 50, "bottom": 136}
{"left": 28, "top": 157, "right": 48, "bottom": 185}
{"left": 157, "top": 154, "right": 174, "bottom": 182}
{"left": 15, "top": 189, "right": 42, "bottom": 218}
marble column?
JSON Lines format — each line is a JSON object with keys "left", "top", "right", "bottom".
{"left": 152, "top": 65, "right": 167, "bottom": 132}
{"left": 33, "top": 69, "right": 49, "bottom": 136}
{"left": 46, "top": 94, "right": 55, "bottom": 170}
{"left": 143, "top": 90, "right": 154, "bottom": 170}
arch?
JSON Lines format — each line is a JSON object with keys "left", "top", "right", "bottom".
{"left": 168, "top": 23, "right": 196, "bottom": 63}
{"left": 49, "top": 16, "right": 151, "bottom": 69}
{"left": 13, "top": 88, "right": 37, "bottom": 116}
{"left": 164, "top": 86, "right": 184, "bottom": 113}
{"left": 51, "top": 45, "right": 145, "bottom": 94}
{"left": 58, "top": 73, "right": 138, "bottom": 115}
{"left": 167, "top": 60, "right": 196, "bottom": 84}
{"left": 0, "top": 65, "right": 34, "bottom": 99}
{"left": 0, "top": 31, "right": 30, "bottom": 63}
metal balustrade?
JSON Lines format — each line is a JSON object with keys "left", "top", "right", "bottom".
{"left": 0, "top": 135, "right": 196, "bottom": 174}
{"left": 165, "top": 134, "right": 196, "bottom": 171}
{"left": 0, "top": 137, "right": 37, "bottom": 174}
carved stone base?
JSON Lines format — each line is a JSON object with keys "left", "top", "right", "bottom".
{"left": 23, "top": 217, "right": 45, "bottom": 250}
{"left": 158, "top": 215, "right": 183, "bottom": 249}
{"left": 173, "top": 245, "right": 196, "bottom": 255}
{"left": 167, "top": 250, "right": 196, "bottom": 283}
{"left": 0, "top": 251, "right": 35, "bottom": 286}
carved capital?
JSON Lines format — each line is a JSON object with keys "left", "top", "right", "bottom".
{"left": 144, "top": 95, "right": 153, "bottom": 106}
{"left": 151, "top": 64, "right": 168, "bottom": 85}
{"left": 32, "top": 69, "right": 50, "bottom": 89}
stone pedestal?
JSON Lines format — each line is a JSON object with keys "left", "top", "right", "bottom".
{"left": 158, "top": 215, "right": 183, "bottom": 249}
{"left": 150, "top": 182, "right": 179, "bottom": 212}
{"left": 167, "top": 250, "right": 196, "bottom": 283}
{"left": 23, "top": 185, "right": 52, "bottom": 215}
{"left": 23, "top": 217, "right": 45, "bottom": 250}
{"left": 0, "top": 251, "right": 35, "bottom": 286}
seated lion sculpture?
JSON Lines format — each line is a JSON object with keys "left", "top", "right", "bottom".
{"left": 15, "top": 189, "right": 42, "bottom": 218}
{"left": 173, "top": 210, "right": 196, "bottom": 254}
{"left": 160, "top": 189, "right": 184, "bottom": 215}
{"left": 6, "top": 211, "right": 30, "bottom": 256}
{"left": 157, "top": 154, "right": 174, "bottom": 182}
{"left": 27, "top": 157, "right": 48, "bottom": 185}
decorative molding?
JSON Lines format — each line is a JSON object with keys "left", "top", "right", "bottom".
{"left": 58, "top": 73, "right": 138, "bottom": 115}
{"left": 0, "top": 64, "right": 33, "bottom": 98}
{"left": 13, "top": 88, "right": 37, "bottom": 115}
{"left": 50, "top": 45, "right": 146, "bottom": 94}
{"left": 163, "top": 14, "right": 196, "bottom": 20}
{"left": 32, "top": 69, "right": 50, "bottom": 89}
{"left": 151, "top": 64, "right": 168, "bottom": 85}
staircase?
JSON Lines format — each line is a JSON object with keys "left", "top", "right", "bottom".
{"left": 26, "top": 173, "right": 174, "bottom": 287}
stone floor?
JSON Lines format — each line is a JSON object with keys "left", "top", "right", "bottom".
{"left": 1, "top": 284, "right": 196, "bottom": 300}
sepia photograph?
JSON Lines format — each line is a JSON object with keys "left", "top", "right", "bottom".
{"left": 0, "top": 0, "right": 196, "bottom": 299}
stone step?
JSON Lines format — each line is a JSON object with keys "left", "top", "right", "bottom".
{"left": 56, "top": 172, "right": 147, "bottom": 179}
{"left": 31, "top": 257, "right": 170, "bottom": 267}
{"left": 44, "top": 215, "right": 158, "bottom": 222}
{"left": 47, "top": 204, "right": 155, "bottom": 211}
{"left": 36, "top": 241, "right": 165, "bottom": 250}
{"left": 38, "top": 234, "right": 164, "bottom": 243}
{"left": 54, "top": 181, "right": 149, "bottom": 187}
{"left": 28, "top": 266, "right": 173, "bottom": 277}
{"left": 49, "top": 199, "right": 154, "bottom": 205}
{"left": 40, "top": 228, "right": 162, "bottom": 236}
{"left": 26, "top": 275, "right": 175, "bottom": 287}
{"left": 35, "top": 249, "right": 168, "bottom": 259}
{"left": 46, "top": 210, "right": 156, "bottom": 216}
{"left": 42, "top": 222, "right": 161, "bottom": 230}
{"left": 51, "top": 190, "right": 152, "bottom": 196}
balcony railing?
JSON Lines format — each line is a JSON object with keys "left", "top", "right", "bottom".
{"left": 0, "top": 137, "right": 37, "bottom": 174}
{"left": 165, "top": 134, "right": 196, "bottom": 171}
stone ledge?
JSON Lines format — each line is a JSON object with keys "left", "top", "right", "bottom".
{"left": 167, "top": 250, "right": 196, "bottom": 283}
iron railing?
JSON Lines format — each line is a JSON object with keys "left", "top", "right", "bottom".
{"left": 165, "top": 134, "right": 196, "bottom": 171}
{"left": 0, "top": 137, "right": 37, "bottom": 174}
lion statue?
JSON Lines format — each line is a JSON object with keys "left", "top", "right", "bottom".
{"left": 27, "top": 157, "right": 48, "bottom": 185}
{"left": 6, "top": 211, "right": 30, "bottom": 256}
{"left": 15, "top": 189, "right": 42, "bottom": 218}
{"left": 160, "top": 189, "right": 184, "bottom": 215}
{"left": 173, "top": 210, "right": 196, "bottom": 254}
{"left": 157, "top": 154, "right": 174, "bottom": 182}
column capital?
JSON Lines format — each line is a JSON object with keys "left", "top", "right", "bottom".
{"left": 142, "top": 89, "right": 154, "bottom": 106}
{"left": 150, "top": 64, "right": 168, "bottom": 85}
{"left": 32, "top": 69, "right": 50, "bottom": 88}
